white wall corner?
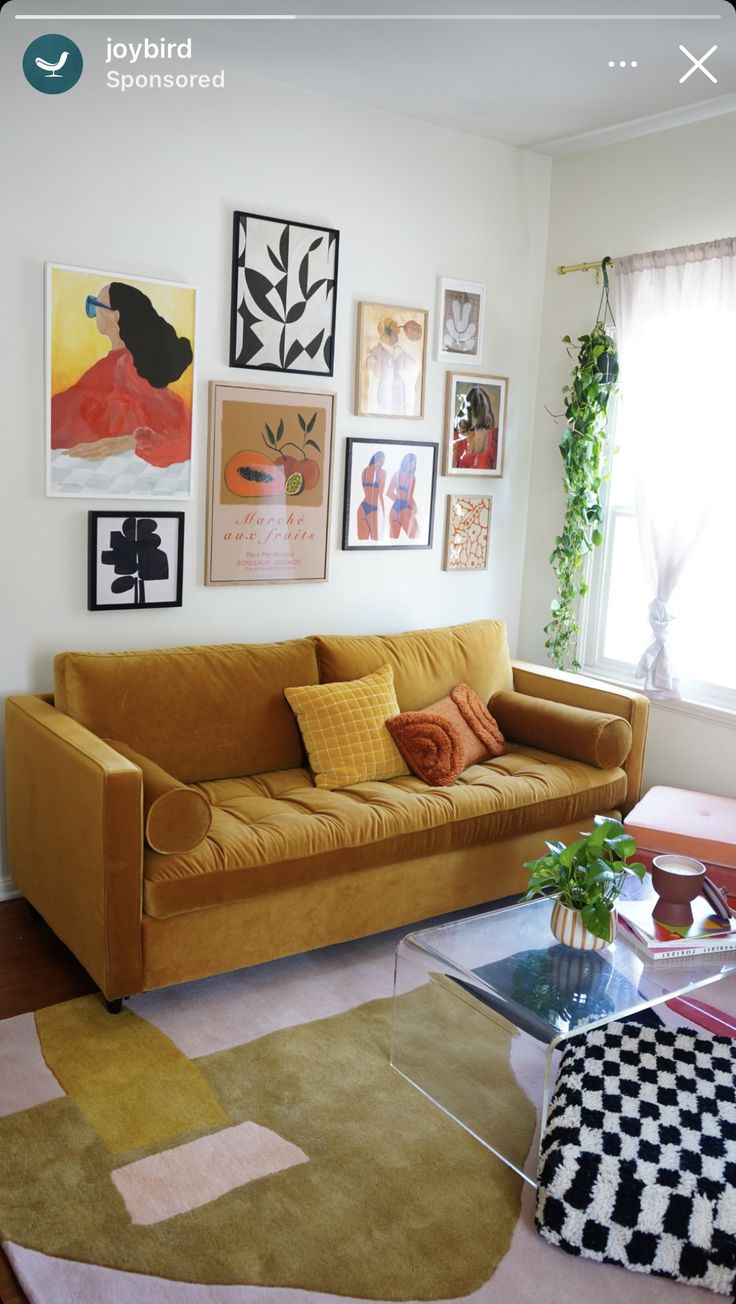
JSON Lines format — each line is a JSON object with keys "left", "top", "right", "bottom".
{"left": 0, "top": 870, "right": 20, "bottom": 902}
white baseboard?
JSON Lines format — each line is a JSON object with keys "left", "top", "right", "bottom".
{"left": 0, "top": 872, "right": 20, "bottom": 902}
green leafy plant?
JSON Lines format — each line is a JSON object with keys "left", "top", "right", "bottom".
{"left": 521, "top": 816, "right": 645, "bottom": 942}
{"left": 544, "top": 319, "right": 618, "bottom": 671}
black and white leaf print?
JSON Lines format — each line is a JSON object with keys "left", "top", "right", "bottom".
{"left": 286, "top": 301, "right": 307, "bottom": 324}
{"left": 279, "top": 225, "right": 290, "bottom": 271}
{"left": 231, "top": 213, "right": 339, "bottom": 375}
{"left": 267, "top": 245, "right": 285, "bottom": 273}
{"left": 284, "top": 339, "right": 304, "bottom": 369}
{"left": 305, "top": 329, "right": 324, "bottom": 359}
{"left": 243, "top": 268, "right": 282, "bottom": 323}
{"left": 274, "top": 275, "right": 288, "bottom": 312}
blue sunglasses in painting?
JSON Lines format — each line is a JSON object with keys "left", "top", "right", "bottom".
{"left": 85, "top": 295, "right": 116, "bottom": 318}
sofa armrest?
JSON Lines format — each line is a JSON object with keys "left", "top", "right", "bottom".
{"left": 510, "top": 662, "right": 649, "bottom": 814}
{"left": 5, "top": 695, "right": 144, "bottom": 1000}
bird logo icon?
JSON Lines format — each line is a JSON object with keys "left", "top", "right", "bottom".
{"left": 23, "top": 34, "right": 83, "bottom": 94}
{"left": 34, "top": 50, "right": 70, "bottom": 78}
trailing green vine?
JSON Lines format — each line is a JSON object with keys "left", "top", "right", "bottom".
{"left": 544, "top": 317, "right": 619, "bottom": 671}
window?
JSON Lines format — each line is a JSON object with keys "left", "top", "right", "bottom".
{"left": 584, "top": 240, "right": 736, "bottom": 711}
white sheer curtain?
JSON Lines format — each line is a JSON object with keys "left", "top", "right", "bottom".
{"left": 615, "top": 239, "right": 736, "bottom": 699}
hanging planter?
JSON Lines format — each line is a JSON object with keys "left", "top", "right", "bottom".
{"left": 544, "top": 259, "right": 619, "bottom": 672}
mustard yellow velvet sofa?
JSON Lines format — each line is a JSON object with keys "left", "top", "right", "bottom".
{"left": 4, "top": 620, "right": 649, "bottom": 1004}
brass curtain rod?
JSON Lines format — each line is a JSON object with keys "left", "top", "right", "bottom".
{"left": 557, "top": 257, "right": 614, "bottom": 283}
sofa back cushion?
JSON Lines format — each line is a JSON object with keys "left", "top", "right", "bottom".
{"left": 314, "top": 620, "right": 512, "bottom": 710}
{"left": 54, "top": 639, "right": 319, "bottom": 782}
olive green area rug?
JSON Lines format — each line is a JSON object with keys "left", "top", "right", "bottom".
{"left": 0, "top": 972, "right": 535, "bottom": 1302}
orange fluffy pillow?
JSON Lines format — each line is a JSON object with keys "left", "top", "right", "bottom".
{"left": 386, "top": 683, "right": 505, "bottom": 786}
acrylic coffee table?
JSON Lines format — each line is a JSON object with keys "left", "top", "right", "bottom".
{"left": 390, "top": 893, "right": 736, "bottom": 1187}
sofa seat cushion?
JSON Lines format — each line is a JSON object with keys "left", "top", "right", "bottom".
{"left": 142, "top": 746, "right": 627, "bottom": 919}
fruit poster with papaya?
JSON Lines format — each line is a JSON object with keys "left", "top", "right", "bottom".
{"left": 206, "top": 383, "right": 335, "bottom": 583}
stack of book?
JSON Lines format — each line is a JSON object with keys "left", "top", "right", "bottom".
{"left": 618, "top": 893, "right": 736, "bottom": 960}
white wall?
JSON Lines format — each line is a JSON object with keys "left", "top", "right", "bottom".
{"left": 519, "top": 112, "right": 736, "bottom": 799}
{"left": 0, "top": 28, "right": 551, "bottom": 895}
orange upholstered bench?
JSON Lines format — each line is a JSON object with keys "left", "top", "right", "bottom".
{"left": 624, "top": 786, "right": 736, "bottom": 906}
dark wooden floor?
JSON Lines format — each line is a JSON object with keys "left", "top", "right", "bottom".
{"left": 0, "top": 897, "right": 96, "bottom": 1304}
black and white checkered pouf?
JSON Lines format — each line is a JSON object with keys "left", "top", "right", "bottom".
{"left": 536, "top": 1021, "right": 736, "bottom": 1295}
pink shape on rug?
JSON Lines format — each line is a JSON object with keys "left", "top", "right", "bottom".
{"left": 127, "top": 929, "right": 403, "bottom": 1057}
{"left": 5, "top": 1235, "right": 715, "bottom": 1304}
{"left": 111, "top": 1121, "right": 308, "bottom": 1225}
{"left": 0, "top": 1013, "right": 65, "bottom": 1116}
{"left": 665, "top": 994, "right": 736, "bottom": 1037}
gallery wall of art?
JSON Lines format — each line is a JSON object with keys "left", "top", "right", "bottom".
{"left": 1, "top": 48, "right": 551, "bottom": 894}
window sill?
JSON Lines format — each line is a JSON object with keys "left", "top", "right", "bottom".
{"left": 581, "top": 664, "right": 736, "bottom": 732}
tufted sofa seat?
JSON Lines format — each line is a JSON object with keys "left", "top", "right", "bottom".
{"left": 5, "top": 620, "right": 648, "bottom": 1001}
{"left": 145, "top": 753, "right": 627, "bottom": 918}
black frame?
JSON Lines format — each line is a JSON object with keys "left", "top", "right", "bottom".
{"left": 229, "top": 210, "right": 340, "bottom": 376}
{"left": 87, "top": 511, "right": 185, "bottom": 611}
{"left": 342, "top": 437, "right": 438, "bottom": 551}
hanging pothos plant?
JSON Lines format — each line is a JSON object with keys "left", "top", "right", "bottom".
{"left": 544, "top": 260, "right": 619, "bottom": 671}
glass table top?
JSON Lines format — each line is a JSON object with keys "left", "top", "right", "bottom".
{"left": 400, "top": 891, "right": 736, "bottom": 1046}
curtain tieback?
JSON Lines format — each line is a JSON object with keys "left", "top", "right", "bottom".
{"left": 635, "top": 599, "right": 680, "bottom": 698}
{"left": 645, "top": 598, "right": 673, "bottom": 643}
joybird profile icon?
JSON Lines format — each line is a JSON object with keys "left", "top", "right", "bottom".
{"left": 23, "top": 34, "right": 83, "bottom": 94}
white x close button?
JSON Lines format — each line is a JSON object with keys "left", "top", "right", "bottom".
{"left": 679, "top": 44, "right": 718, "bottom": 84}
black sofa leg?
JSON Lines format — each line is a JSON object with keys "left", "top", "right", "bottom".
{"left": 105, "top": 997, "right": 124, "bottom": 1014}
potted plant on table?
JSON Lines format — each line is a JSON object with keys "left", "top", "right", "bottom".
{"left": 521, "top": 816, "right": 645, "bottom": 951}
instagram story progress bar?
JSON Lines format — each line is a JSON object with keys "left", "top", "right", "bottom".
{"left": 12, "top": 11, "right": 727, "bottom": 20}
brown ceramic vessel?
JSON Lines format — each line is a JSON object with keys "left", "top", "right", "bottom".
{"left": 651, "top": 854, "right": 706, "bottom": 927}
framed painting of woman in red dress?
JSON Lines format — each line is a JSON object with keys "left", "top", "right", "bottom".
{"left": 46, "top": 264, "right": 196, "bottom": 498}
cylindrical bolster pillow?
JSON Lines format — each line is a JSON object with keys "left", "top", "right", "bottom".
{"left": 105, "top": 739, "right": 212, "bottom": 854}
{"left": 489, "top": 691, "right": 632, "bottom": 770}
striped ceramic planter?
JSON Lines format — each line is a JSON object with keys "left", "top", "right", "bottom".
{"left": 550, "top": 900, "right": 616, "bottom": 952}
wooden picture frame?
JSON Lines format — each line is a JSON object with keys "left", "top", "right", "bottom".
{"left": 443, "top": 494, "right": 492, "bottom": 571}
{"left": 354, "top": 302, "right": 428, "bottom": 418}
{"left": 206, "top": 381, "right": 335, "bottom": 584}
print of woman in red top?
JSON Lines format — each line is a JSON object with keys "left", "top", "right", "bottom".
{"left": 452, "top": 385, "right": 498, "bottom": 472}
{"left": 51, "top": 283, "right": 193, "bottom": 468}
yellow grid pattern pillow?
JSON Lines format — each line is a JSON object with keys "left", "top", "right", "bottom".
{"left": 284, "top": 663, "right": 409, "bottom": 790}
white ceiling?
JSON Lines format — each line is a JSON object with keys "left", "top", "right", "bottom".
{"left": 11, "top": 0, "right": 736, "bottom": 151}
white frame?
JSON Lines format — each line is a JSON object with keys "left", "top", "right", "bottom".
{"left": 444, "top": 371, "right": 507, "bottom": 478}
{"left": 436, "top": 277, "right": 485, "bottom": 365}
{"left": 45, "top": 262, "right": 197, "bottom": 499}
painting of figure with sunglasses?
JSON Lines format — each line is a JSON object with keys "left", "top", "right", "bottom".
{"left": 46, "top": 265, "right": 195, "bottom": 497}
